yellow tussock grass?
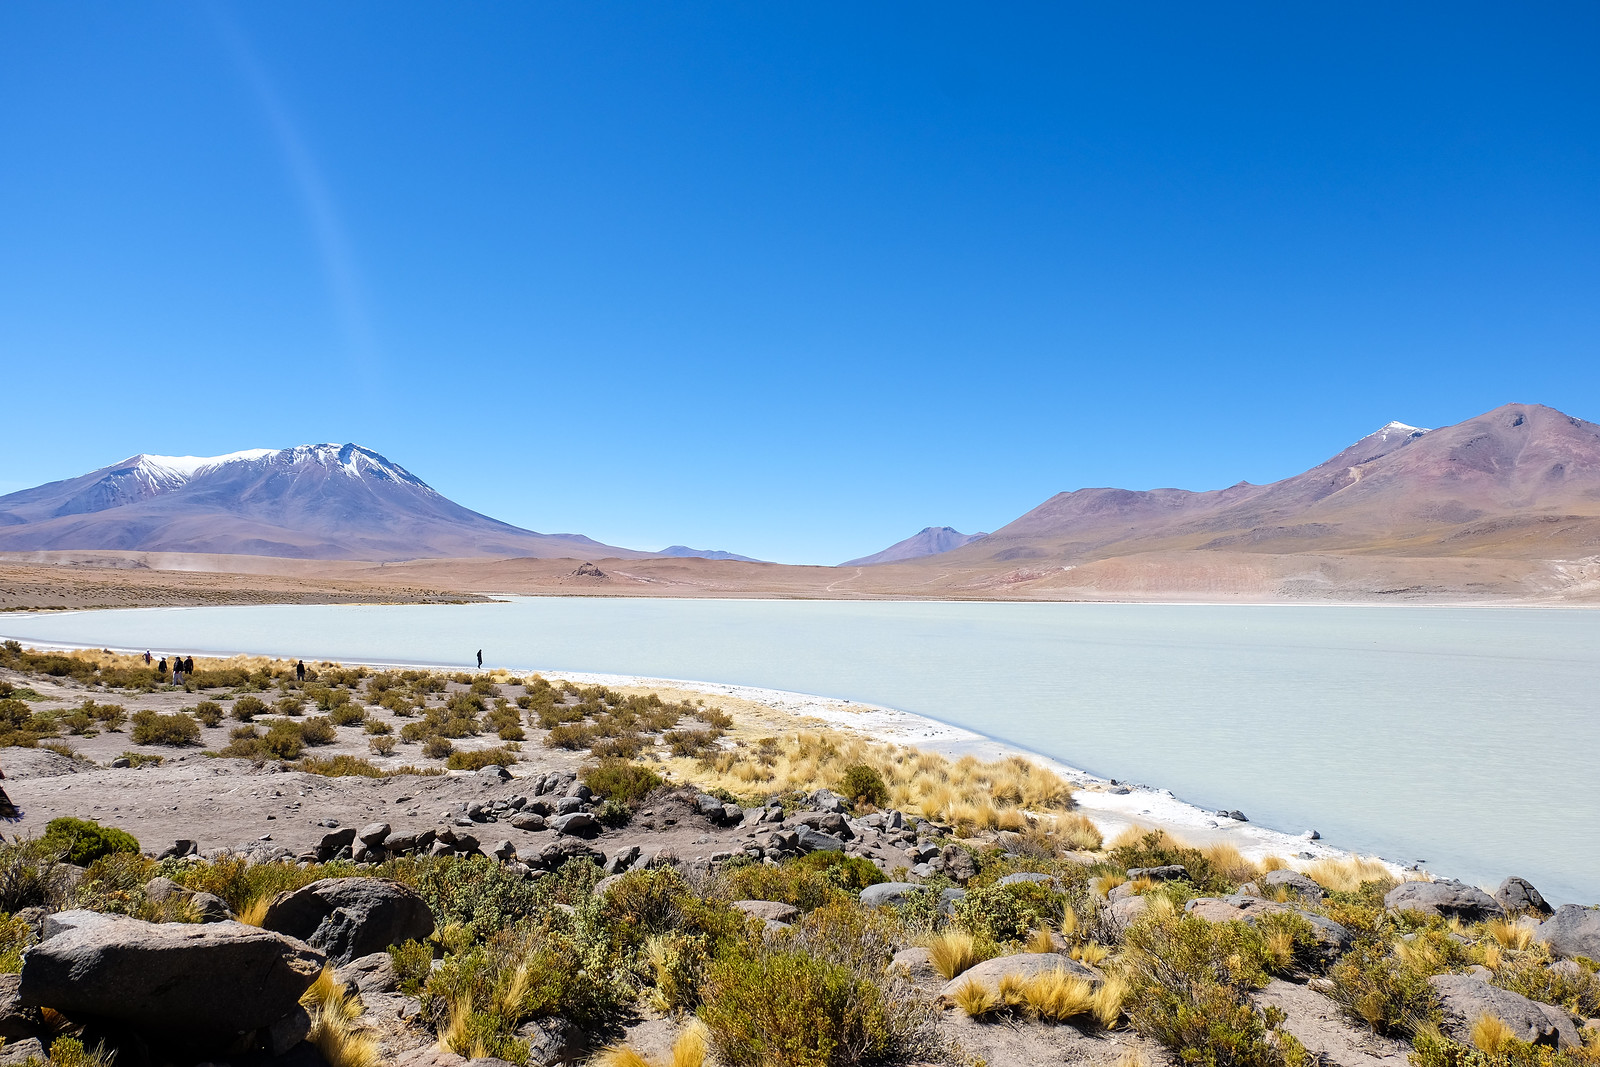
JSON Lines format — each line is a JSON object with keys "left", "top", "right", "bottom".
{"left": 1059, "top": 909, "right": 1079, "bottom": 940}
{"left": 1200, "top": 841, "right": 1259, "bottom": 885}
{"left": 592, "top": 1047, "right": 652, "bottom": 1067}
{"left": 1072, "top": 941, "right": 1110, "bottom": 966}
{"left": 1471, "top": 1014, "right": 1516, "bottom": 1054}
{"left": 1484, "top": 942, "right": 1503, "bottom": 971}
{"left": 665, "top": 729, "right": 1075, "bottom": 823}
{"left": 670, "top": 1023, "right": 709, "bottom": 1067}
{"left": 1092, "top": 873, "right": 1127, "bottom": 899}
{"left": 997, "top": 971, "right": 1029, "bottom": 1010}
{"left": 1125, "top": 876, "right": 1156, "bottom": 896}
{"left": 928, "top": 929, "right": 989, "bottom": 980}
{"left": 301, "top": 965, "right": 377, "bottom": 1067}
{"left": 953, "top": 976, "right": 1000, "bottom": 1019}
{"left": 1303, "top": 855, "right": 1393, "bottom": 893}
{"left": 1260, "top": 855, "right": 1290, "bottom": 872}
{"left": 1023, "top": 970, "right": 1095, "bottom": 1022}
{"left": 1109, "top": 824, "right": 1165, "bottom": 851}
{"left": 1026, "top": 928, "right": 1058, "bottom": 954}
{"left": 236, "top": 895, "right": 273, "bottom": 928}
{"left": 1487, "top": 919, "right": 1535, "bottom": 951}
{"left": 1092, "top": 975, "right": 1130, "bottom": 1028}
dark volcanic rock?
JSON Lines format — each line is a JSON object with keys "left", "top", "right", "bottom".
{"left": 1385, "top": 880, "right": 1505, "bottom": 923}
{"left": 259, "top": 878, "right": 435, "bottom": 965}
{"left": 1493, "top": 877, "right": 1552, "bottom": 919}
{"left": 19, "top": 911, "right": 322, "bottom": 1039}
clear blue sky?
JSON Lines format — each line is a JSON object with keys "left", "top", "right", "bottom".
{"left": 2, "top": 3, "right": 1596, "bottom": 564}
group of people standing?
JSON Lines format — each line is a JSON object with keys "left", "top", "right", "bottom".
{"left": 143, "top": 650, "right": 194, "bottom": 685}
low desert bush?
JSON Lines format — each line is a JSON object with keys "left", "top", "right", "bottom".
{"left": 117, "top": 751, "right": 164, "bottom": 768}
{"left": 129, "top": 710, "right": 201, "bottom": 746}
{"left": 837, "top": 764, "right": 890, "bottom": 808}
{"left": 300, "top": 716, "right": 337, "bottom": 745}
{"left": 39, "top": 817, "right": 141, "bottom": 866}
{"left": 231, "top": 695, "right": 267, "bottom": 721}
{"left": 446, "top": 745, "right": 522, "bottom": 771}
{"left": 1327, "top": 937, "right": 1443, "bottom": 1035}
{"left": 582, "top": 759, "right": 664, "bottom": 806}
{"left": 365, "top": 718, "right": 393, "bottom": 735}
{"left": 0, "top": 836, "right": 77, "bottom": 912}
{"left": 369, "top": 736, "right": 397, "bottom": 757}
{"left": 192, "top": 700, "right": 224, "bottom": 727}
{"left": 328, "top": 704, "right": 367, "bottom": 728}
{"left": 1121, "top": 910, "right": 1308, "bottom": 1067}
{"left": 297, "top": 755, "right": 388, "bottom": 778}
{"left": 722, "top": 852, "right": 887, "bottom": 913}
{"left": 953, "top": 880, "right": 1064, "bottom": 945}
{"left": 1108, "top": 829, "right": 1234, "bottom": 895}
{"left": 275, "top": 695, "right": 306, "bottom": 717}
{"left": 423, "top": 736, "right": 455, "bottom": 760}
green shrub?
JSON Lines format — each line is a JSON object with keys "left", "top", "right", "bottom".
{"left": 723, "top": 852, "right": 886, "bottom": 912}
{"left": 300, "top": 716, "right": 337, "bottom": 745}
{"left": 1109, "top": 830, "right": 1233, "bottom": 894}
{"left": 117, "top": 751, "right": 164, "bottom": 768}
{"left": 953, "top": 880, "right": 1063, "bottom": 945}
{"left": 366, "top": 718, "right": 393, "bottom": 735}
{"left": 389, "top": 939, "right": 435, "bottom": 996}
{"left": 129, "top": 710, "right": 201, "bottom": 746}
{"left": 701, "top": 944, "right": 932, "bottom": 1067}
{"left": 1328, "top": 937, "right": 1445, "bottom": 1036}
{"left": 192, "top": 700, "right": 224, "bottom": 727}
{"left": 82, "top": 699, "right": 126, "bottom": 731}
{"left": 40, "top": 817, "right": 141, "bottom": 866}
{"left": 422, "top": 736, "right": 454, "bottom": 760}
{"left": 328, "top": 704, "right": 366, "bottom": 727}
{"left": 1493, "top": 952, "right": 1600, "bottom": 1017}
{"left": 231, "top": 695, "right": 266, "bottom": 721}
{"left": 0, "top": 911, "right": 32, "bottom": 972}
{"left": 0, "top": 837, "right": 76, "bottom": 911}
{"left": 445, "top": 745, "right": 521, "bottom": 771}
{"left": 581, "top": 759, "right": 663, "bottom": 805}
{"left": 664, "top": 727, "right": 719, "bottom": 757}
{"left": 370, "top": 736, "right": 398, "bottom": 756}
{"left": 297, "top": 755, "right": 387, "bottom": 778}
{"left": 274, "top": 695, "right": 306, "bottom": 717}
{"left": 1121, "top": 911, "right": 1307, "bottom": 1067}
{"left": 837, "top": 764, "right": 889, "bottom": 808}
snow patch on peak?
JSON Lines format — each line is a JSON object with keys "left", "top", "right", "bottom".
{"left": 136, "top": 449, "right": 277, "bottom": 478}
{"left": 1376, "top": 421, "right": 1428, "bottom": 436}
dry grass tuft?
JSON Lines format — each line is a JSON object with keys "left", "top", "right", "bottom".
{"left": 1026, "top": 927, "right": 1058, "bottom": 954}
{"left": 1470, "top": 1013, "right": 1516, "bottom": 1054}
{"left": 677, "top": 729, "right": 1075, "bottom": 823}
{"left": 1199, "top": 841, "right": 1259, "bottom": 885}
{"left": 1092, "top": 975, "right": 1130, "bottom": 1028}
{"left": 592, "top": 1046, "right": 653, "bottom": 1067}
{"left": 236, "top": 895, "right": 273, "bottom": 927}
{"left": 1259, "top": 855, "right": 1290, "bottom": 872}
{"left": 1072, "top": 941, "right": 1111, "bottom": 966}
{"left": 928, "top": 929, "right": 992, "bottom": 980}
{"left": 1092, "top": 873, "right": 1127, "bottom": 898}
{"left": 1023, "top": 969, "right": 1096, "bottom": 1022}
{"left": 1059, "top": 909, "right": 1079, "bottom": 940}
{"left": 670, "top": 1022, "right": 709, "bottom": 1067}
{"left": 301, "top": 965, "right": 377, "bottom": 1067}
{"left": 1486, "top": 918, "right": 1536, "bottom": 951}
{"left": 1303, "top": 855, "right": 1393, "bottom": 893}
{"left": 997, "top": 971, "right": 1029, "bottom": 1010}
{"left": 953, "top": 976, "right": 1001, "bottom": 1019}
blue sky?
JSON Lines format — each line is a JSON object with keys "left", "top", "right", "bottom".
{"left": 1, "top": 3, "right": 1596, "bottom": 564}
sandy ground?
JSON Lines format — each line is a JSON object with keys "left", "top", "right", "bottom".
{"left": 6, "top": 548, "right": 1600, "bottom": 610}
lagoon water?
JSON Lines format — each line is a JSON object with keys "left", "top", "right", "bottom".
{"left": 4, "top": 598, "right": 1597, "bottom": 902}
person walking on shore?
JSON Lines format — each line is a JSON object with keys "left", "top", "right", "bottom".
{"left": 157, "top": 657, "right": 167, "bottom": 679}
{"left": 476, "top": 649, "right": 483, "bottom": 670}
{"left": 143, "top": 651, "right": 151, "bottom": 665}
{"left": 295, "top": 660, "right": 306, "bottom": 683}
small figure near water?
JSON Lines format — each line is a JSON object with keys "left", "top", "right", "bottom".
{"left": 143, "top": 650, "right": 151, "bottom": 665}
{"left": 476, "top": 649, "right": 483, "bottom": 669}
{"left": 295, "top": 660, "right": 306, "bottom": 682}
{"left": 157, "top": 657, "right": 167, "bottom": 678}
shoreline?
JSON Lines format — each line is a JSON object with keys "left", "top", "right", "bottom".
{"left": 2, "top": 630, "right": 1394, "bottom": 882}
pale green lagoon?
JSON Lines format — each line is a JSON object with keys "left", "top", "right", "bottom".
{"left": 4, "top": 599, "right": 1596, "bottom": 902}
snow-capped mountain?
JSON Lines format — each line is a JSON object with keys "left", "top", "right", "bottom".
{"left": 0, "top": 444, "right": 639, "bottom": 561}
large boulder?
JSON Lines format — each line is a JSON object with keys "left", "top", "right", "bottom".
{"left": 940, "top": 845, "right": 978, "bottom": 884}
{"left": 1492, "top": 877, "right": 1552, "bottom": 919}
{"left": 1384, "top": 880, "right": 1505, "bottom": 923}
{"left": 1186, "top": 894, "right": 1353, "bottom": 960}
{"left": 796, "top": 828, "right": 844, "bottom": 853}
{"left": 0, "top": 974, "right": 42, "bottom": 1039}
{"left": 259, "top": 877, "right": 435, "bottom": 965}
{"left": 552, "top": 812, "right": 601, "bottom": 837}
{"left": 18, "top": 911, "right": 323, "bottom": 1040}
{"left": 1428, "top": 974, "right": 1582, "bottom": 1050}
{"left": 1535, "top": 905, "right": 1600, "bottom": 961}
{"left": 938, "top": 953, "right": 1098, "bottom": 1001}
{"left": 731, "top": 900, "right": 801, "bottom": 924}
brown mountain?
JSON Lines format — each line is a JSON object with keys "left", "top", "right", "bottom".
{"left": 927, "top": 403, "right": 1600, "bottom": 569}
{"left": 842, "top": 526, "right": 988, "bottom": 566}
{"left": 0, "top": 444, "right": 642, "bottom": 562}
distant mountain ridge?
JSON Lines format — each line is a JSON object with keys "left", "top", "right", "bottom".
{"left": 653, "top": 546, "right": 763, "bottom": 563}
{"left": 844, "top": 526, "right": 988, "bottom": 566}
{"left": 0, "top": 444, "right": 641, "bottom": 562}
{"left": 908, "top": 403, "right": 1600, "bottom": 568}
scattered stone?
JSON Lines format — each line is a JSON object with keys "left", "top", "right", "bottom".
{"left": 1385, "top": 880, "right": 1505, "bottom": 923}
{"left": 357, "top": 822, "right": 391, "bottom": 846}
{"left": 860, "top": 882, "right": 929, "bottom": 908}
{"left": 478, "top": 764, "right": 511, "bottom": 780}
{"left": 1536, "top": 905, "right": 1600, "bottom": 961}
{"left": 940, "top": 845, "right": 978, "bottom": 884}
{"left": 552, "top": 812, "right": 600, "bottom": 837}
{"left": 259, "top": 877, "right": 435, "bottom": 965}
{"left": 1126, "top": 865, "right": 1188, "bottom": 881}
{"left": 604, "top": 845, "right": 640, "bottom": 875}
{"left": 491, "top": 840, "right": 517, "bottom": 862}
{"left": 19, "top": 911, "right": 323, "bottom": 1041}
{"left": 511, "top": 812, "right": 547, "bottom": 832}
{"left": 733, "top": 900, "right": 801, "bottom": 923}
{"left": 0, "top": 1038, "right": 45, "bottom": 1066}
{"left": 796, "top": 828, "right": 845, "bottom": 853}
{"left": 155, "top": 839, "right": 199, "bottom": 860}
{"left": 1491, "top": 877, "right": 1552, "bottom": 919}
{"left": 335, "top": 951, "right": 399, "bottom": 997}
{"left": 1261, "top": 869, "right": 1326, "bottom": 903}
{"left": 1429, "top": 973, "right": 1582, "bottom": 1049}
{"left": 0, "top": 974, "right": 43, "bottom": 1040}
{"left": 997, "top": 872, "right": 1054, "bottom": 888}
{"left": 909, "top": 861, "right": 937, "bottom": 880}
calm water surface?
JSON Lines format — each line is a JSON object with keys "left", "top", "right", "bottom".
{"left": 5, "top": 599, "right": 1596, "bottom": 902}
